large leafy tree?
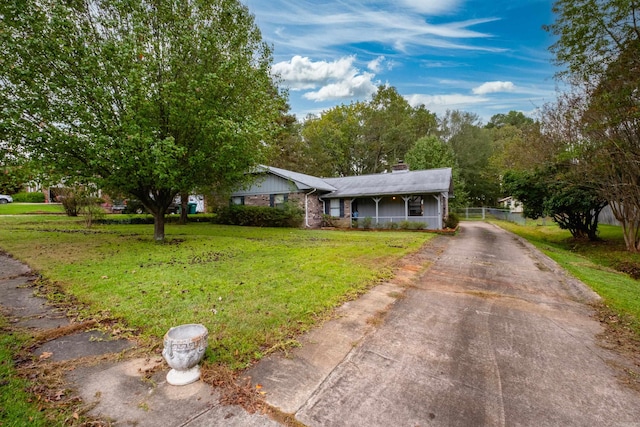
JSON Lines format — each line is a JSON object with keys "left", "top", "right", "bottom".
{"left": 362, "top": 85, "right": 426, "bottom": 173}
{"left": 545, "top": 0, "right": 640, "bottom": 85}
{"left": 405, "top": 135, "right": 468, "bottom": 209}
{"left": 503, "top": 164, "right": 606, "bottom": 241}
{"left": 440, "top": 110, "right": 499, "bottom": 206}
{"left": 497, "top": 94, "right": 608, "bottom": 240}
{"left": 0, "top": 0, "right": 284, "bottom": 241}
{"left": 582, "top": 37, "right": 640, "bottom": 251}
{"left": 405, "top": 136, "right": 456, "bottom": 171}
{"left": 298, "top": 85, "right": 438, "bottom": 177}
{"left": 546, "top": 0, "right": 640, "bottom": 251}
{"left": 486, "top": 111, "right": 534, "bottom": 129}
{"left": 301, "top": 102, "right": 368, "bottom": 177}
{"left": 0, "top": 166, "right": 29, "bottom": 195}
{"left": 0, "top": 142, "right": 30, "bottom": 194}
{"left": 268, "top": 109, "right": 306, "bottom": 173}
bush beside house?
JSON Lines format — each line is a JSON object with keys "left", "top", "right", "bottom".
{"left": 214, "top": 203, "right": 304, "bottom": 228}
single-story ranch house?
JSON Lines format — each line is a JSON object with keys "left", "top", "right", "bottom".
{"left": 230, "top": 163, "right": 453, "bottom": 229}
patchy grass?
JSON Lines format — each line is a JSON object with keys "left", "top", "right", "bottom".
{"left": 0, "top": 203, "right": 65, "bottom": 215}
{"left": 0, "top": 216, "right": 433, "bottom": 370}
{"left": 493, "top": 220, "right": 640, "bottom": 335}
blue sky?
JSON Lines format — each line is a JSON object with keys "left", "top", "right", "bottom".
{"left": 241, "top": 0, "right": 559, "bottom": 124}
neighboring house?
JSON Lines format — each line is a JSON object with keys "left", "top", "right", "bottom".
{"left": 498, "top": 196, "right": 523, "bottom": 213}
{"left": 230, "top": 163, "right": 453, "bottom": 229}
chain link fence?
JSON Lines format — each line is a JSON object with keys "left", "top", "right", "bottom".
{"left": 458, "top": 207, "right": 526, "bottom": 225}
{"left": 459, "top": 205, "right": 620, "bottom": 227}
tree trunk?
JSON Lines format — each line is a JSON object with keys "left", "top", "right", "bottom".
{"left": 609, "top": 201, "right": 640, "bottom": 252}
{"left": 179, "top": 192, "right": 189, "bottom": 225}
{"left": 154, "top": 213, "right": 165, "bottom": 242}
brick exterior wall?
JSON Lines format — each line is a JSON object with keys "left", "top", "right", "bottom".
{"left": 289, "top": 192, "right": 325, "bottom": 228}
{"left": 242, "top": 191, "right": 352, "bottom": 228}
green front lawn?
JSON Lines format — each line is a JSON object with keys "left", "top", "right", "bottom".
{"left": 0, "top": 216, "right": 432, "bottom": 368}
{"left": 0, "top": 202, "right": 65, "bottom": 215}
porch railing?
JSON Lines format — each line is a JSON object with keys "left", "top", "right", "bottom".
{"left": 352, "top": 215, "right": 440, "bottom": 229}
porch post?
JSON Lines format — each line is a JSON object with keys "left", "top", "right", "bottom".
{"left": 442, "top": 192, "right": 449, "bottom": 228}
{"left": 432, "top": 194, "right": 442, "bottom": 229}
{"left": 349, "top": 198, "right": 354, "bottom": 228}
{"left": 402, "top": 196, "right": 410, "bottom": 220}
{"left": 373, "top": 197, "right": 382, "bottom": 225}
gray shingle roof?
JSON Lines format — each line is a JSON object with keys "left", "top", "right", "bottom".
{"left": 322, "top": 168, "right": 453, "bottom": 198}
{"left": 261, "top": 165, "right": 337, "bottom": 192}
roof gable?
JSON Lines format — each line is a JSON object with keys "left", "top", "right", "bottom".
{"left": 261, "top": 165, "right": 337, "bottom": 192}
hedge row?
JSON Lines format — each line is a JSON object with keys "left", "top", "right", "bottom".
{"left": 214, "top": 203, "right": 304, "bottom": 228}
{"left": 11, "top": 192, "right": 46, "bottom": 203}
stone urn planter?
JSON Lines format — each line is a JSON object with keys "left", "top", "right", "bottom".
{"left": 162, "top": 324, "right": 208, "bottom": 386}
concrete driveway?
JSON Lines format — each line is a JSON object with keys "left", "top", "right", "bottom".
{"left": 248, "top": 222, "right": 640, "bottom": 426}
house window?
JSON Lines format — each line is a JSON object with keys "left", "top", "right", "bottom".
{"left": 408, "top": 196, "right": 422, "bottom": 216}
{"left": 330, "top": 199, "right": 341, "bottom": 217}
{"left": 270, "top": 194, "right": 287, "bottom": 208}
{"left": 231, "top": 196, "right": 244, "bottom": 205}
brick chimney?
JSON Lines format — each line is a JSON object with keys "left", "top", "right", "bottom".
{"left": 391, "top": 161, "right": 409, "bottom": 173}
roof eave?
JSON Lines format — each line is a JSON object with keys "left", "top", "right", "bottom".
{"left": 322, "top": 189, "right": 451, "bottom": 199}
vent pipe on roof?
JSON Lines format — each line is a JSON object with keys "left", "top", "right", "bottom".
{"left": 391, "top": 161, "right": 409, "bottom": 173}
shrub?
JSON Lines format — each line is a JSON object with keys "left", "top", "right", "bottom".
{"left": 445, "top": 212, "right": 460, "bottom": 229}
{"left": 82, "top": 203, "right": 105, "bottom": 228}
{"left": 11, "top": 192, "right": 45, "bottom": 203}
{"left": 361, "top": 217, "right": 373, "bottom": 229}
{"left": 55, "top": 187, "right": 80, "bottom": 216}
{"left": 411, "top": 222, "right": 425, "bottom": 230}
{"left": 400, "top": 220, "right": 425, "bottom": 230}
{"left": 214, "top": 202, "right": 304, "bottom": 228}
{"left": 321, "top": 214, "right": 335, "bottom": 227}
{"left": 385, "top": 221, "right": 399, "bottom": 230}
{"left": 55, "top": 186, "right": 102, "bottom": 218}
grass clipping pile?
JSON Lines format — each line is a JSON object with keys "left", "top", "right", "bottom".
{"left": 201, "top": 364, "right": 305, "bottom": 427}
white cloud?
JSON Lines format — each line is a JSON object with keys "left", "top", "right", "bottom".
{"left": 405, "top": 93, "right": 490, "bottom": 117}
{"left": 407, "top": 93, "right": 489, "bottom": 108}
{"left": 399, "top": 0, "right": 462, "bottom": 15}
{"left": 273, "top": 55, "right": 379, "bottom": 102}
{"left": 367, "top": 56, "right": 386, "bottom": 73}
{"left": 304, "top": 72, "right": 378, "bottom": 101}
{"left": 272, "top": 56, "right": 357, "bottom": 90}
{"left": 472, "top": 81, "right": 515, "bottom": 95}
{"left": 244, "top": 1, "right": 502, "bottom": 55}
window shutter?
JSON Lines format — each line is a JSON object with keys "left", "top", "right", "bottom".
{"left": 339, "top": 199, "right": 345, "bottom": 217}
{"left": 270, "top": 194, "right": 274, "bottom": 208}
{"left": 284, "top": 194, "right": 288, "bottom": 203}
{"left": 324, "top": 201, "right": 330, "bottom": 215}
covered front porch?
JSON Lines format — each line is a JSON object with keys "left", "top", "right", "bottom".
{"left": 350, "top": 193, "right": 447, "bottom": 229}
